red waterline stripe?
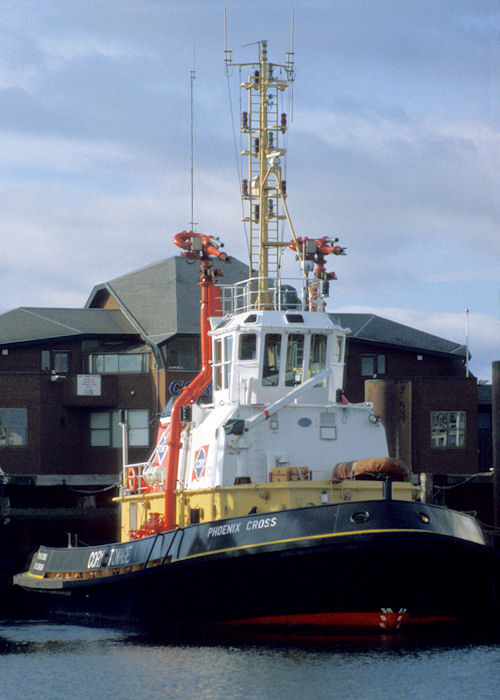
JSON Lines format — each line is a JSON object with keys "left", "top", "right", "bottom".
{"left": 225, "top": 611, "right": 459, "bottom": 631}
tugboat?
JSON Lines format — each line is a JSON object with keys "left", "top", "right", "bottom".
{"left": 14, "top": 41, "right": 495, "bottom": 635}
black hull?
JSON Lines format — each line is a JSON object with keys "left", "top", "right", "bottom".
{"left": 14, "top": 500, "right": 496, "bottom": 634}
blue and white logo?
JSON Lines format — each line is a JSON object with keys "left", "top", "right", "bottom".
{"left": 156, "top": 432, "right": 168, "bottom": 463}
{"left": 192, "top": 445, "right": 208, "bottom": 481}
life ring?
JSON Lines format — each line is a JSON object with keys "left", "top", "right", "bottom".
{"left": 126, "top": 467, "right": 138, "bottom": 493}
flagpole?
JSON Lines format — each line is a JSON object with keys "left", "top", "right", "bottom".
{"left": 465, "top": 307, "right": 469, "bottom": 378}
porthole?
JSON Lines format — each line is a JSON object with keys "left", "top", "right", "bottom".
{"left": 417, "top": 512, "right": 430, "bottom": 524}
{"left": 351, "top": 511, "right": 370, "bottom": 524}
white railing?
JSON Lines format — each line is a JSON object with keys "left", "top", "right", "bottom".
{"left": 122, "top": 461, "right": 154, "bottom": 495}
{"left": 218, "top": 277, "right": 328, "bottom": 315}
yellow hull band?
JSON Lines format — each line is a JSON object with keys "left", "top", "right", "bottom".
{"left": 177, "top": 527, "right": 435, "bottom": 562}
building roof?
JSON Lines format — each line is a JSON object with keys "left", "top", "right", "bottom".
{"left": 86, "top": 255, "right": 250, "bottom": 345}
{"left": 0, "top": 308, "right": 138, "bottom": 347}
{"left": 330, "top": 313, "right": 466, "bottom": 358}
{"left": 0, "top": 258, "right": 467, "bottom": 365}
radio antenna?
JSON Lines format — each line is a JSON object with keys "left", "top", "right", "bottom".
{"left": 189, "top": 45, "right": 198, "bottom": 230}
{"left": 288, "top": 10, "right": 295, "bottom": 120}
{"left": 224, "top": 9, "right": 231, "bottom": 67}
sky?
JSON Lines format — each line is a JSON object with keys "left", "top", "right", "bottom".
{"left": 0, "top": 0, "right": 499, "bottom": 381}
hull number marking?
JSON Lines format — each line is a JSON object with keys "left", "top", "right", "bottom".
{"left": 87, "top": 545, "right": 133, "bottom": 570}
{"left": 207, "top": 517, "right": 277, "bottom": 539}
{"left": 207, "top": 523, "right": 241, "bottom": 538}
{"left": 246, "top": 516, "right": 277, "bottom": 531}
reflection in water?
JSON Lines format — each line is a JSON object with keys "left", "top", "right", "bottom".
{"left": 0, "top": 621, "right": 498, "bottom": 700}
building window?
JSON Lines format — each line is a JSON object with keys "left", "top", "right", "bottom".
{"left": 41, "top": 350, "right": 69, "bottom": 373}
{"left": 478, "top": 413, "right": 491, "bottom": 430}
{"left": 163, "top": 336, "right": 200, "bottom": 370}
{"left": 361, "top": 354, "right": 386, "bottom": 376}
{"left": 127, "top": 409, "right": 150, "bottom": 446}
{"left": 430, "top": 411, "right": 466, "bottom": 448}
{"left": 90, "top": 412, "right": 112, "bottom": 446}
{"left": 90, "top": 409, "right": 149, "bottom": 447}
{"left": 0, "top": 408, "right": 27, "bottom": 446}
{"left": 89, "top": 353, "right": 147, "bottom": 374}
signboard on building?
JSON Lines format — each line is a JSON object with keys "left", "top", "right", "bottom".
{"left": 77, "top": 374, "right": 101, "bottom": 396}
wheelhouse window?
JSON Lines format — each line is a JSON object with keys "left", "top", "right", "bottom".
{"left": 285, "top": 333, "right": 304, "bottom": 386}
{"left": 90, "top": 409, "right": 149, "bottom": 448}
{"left": 239, "top": 333, "right": 257, "bottom": 361}
{"left": 223, "top": 336, "right": 233, "bottom": 389}
{"left": 213, "top": 335, "right": 233, "bottom": 390}
{"left": 89, "top": 353, "right": 147, "bottom": 374}
{"left": 41, "top": 350, "right": 69, "bottom": 373}
{"left": 310, "top": 334, "right": 327, "bottom": 386}
{"left": 263, "top": 333, "right": 281, "bottom": 386}
{"left": 333, "top": 335, "right": 343, "bottom": 363}
{"left": 430, "top": 411, "right": 466, "bottom": 448}
{"left": 0, "top": 408, "right": 27, "bottom": 446}
{"left": 361, "top": 354, "right": 386, "bottom": 377}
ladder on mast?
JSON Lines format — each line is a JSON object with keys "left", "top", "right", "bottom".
{"left": 226, "top": 40, "right": 294, "bottom": 305}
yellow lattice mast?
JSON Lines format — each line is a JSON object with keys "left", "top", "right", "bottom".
{"left": 225, "top": 39, "right": 297, "bottom": 307}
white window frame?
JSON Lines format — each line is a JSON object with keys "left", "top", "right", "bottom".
{"left": 90, "top": 409, "right": 149, "bottom": 447}
{"left": 89, "top": 353, "right": 146, "bottom": 374}
{"left": 430, "top": 411, "right": 466, "bottom": 449}
{"left": 0, "top": 408, "right": 27, "bottom": 447}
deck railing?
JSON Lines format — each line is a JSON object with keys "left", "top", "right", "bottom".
{"left": 122, "top": 461, "right": 158, "bottom": 496}
{"left": 218, "top": 277, "right": 328, "bottom": 314}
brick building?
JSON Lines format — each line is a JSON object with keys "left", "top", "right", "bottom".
{"left": 0, "top": 255, "right": 248, "bottom": 577}
{"left": 332, "top": 313, "right": 479, "bottom": 476}
{"left": 0, "top": 255, "right": 492, "bottom": 568}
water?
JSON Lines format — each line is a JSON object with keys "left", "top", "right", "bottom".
{"left": 0, "top": 621, "right": 498, "bottom": 700}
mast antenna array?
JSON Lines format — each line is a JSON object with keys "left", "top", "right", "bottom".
{"left": 189, "top": 45, "right": 198, "bottom": 231}
{"left": 224, "top": 31, "right": 300, "bottom": 299}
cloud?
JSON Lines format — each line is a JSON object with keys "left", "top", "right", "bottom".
{"left": 37, "top": 35, "right": 145, "bottom": 63}
{"left": 287, "top": 101, "right": 499, "bottom": 300}
{"left": 422, "top": 267, "right": 500, "bottom": 284}
{"left": 0, "top": 0, "right": 497, "bottom": 384}
{"left": 0, "top": 131, "right": 141, "bottom": 177}
{"left": 295, "top": 108, "right": 500, "bottom": 164}
{"left": 0, "top": 158, "right": 244, "bottom": 314}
